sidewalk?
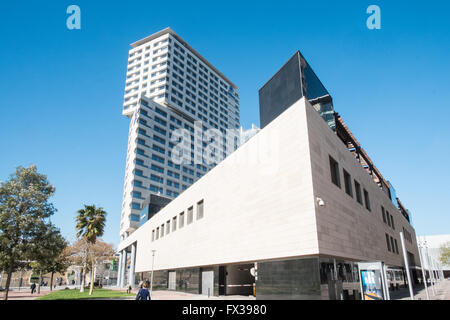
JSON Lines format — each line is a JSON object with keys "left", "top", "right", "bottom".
{"left": 106, "top": 286, "right": 255, "bottom": 300}
{"left": 1, "top": 287, "right": 63, "bottom": 300}
{"left": 393, "top": 279, "right": 450, "bottom": 300}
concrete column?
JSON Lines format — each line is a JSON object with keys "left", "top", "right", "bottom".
{"left": 129, "top": 242, "right": 137, "bottom": 288}
{"left": 117, "top": 250, "right": 123, "bottom": 287}
{"left": 120, "top": 250, "right": 127, "bottom": 288}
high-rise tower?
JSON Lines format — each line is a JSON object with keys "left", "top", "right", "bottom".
{"left": 120, "top": 28, "right": 240, "bottom": 239}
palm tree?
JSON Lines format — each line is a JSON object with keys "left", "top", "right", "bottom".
{"left": 75, "top": 204, "right": 107, "bottom": 295}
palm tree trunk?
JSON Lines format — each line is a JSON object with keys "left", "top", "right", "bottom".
{"left": 80, "top": 265, "right": 86, "bottom": 292}
{"left": 89, "top": 261, "right": 95, "bottom": 295}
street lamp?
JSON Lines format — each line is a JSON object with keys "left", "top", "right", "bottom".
{"left": 150, "top": 250, "right": 156, "bottom": 295}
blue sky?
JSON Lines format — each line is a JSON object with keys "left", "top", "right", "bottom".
{"left": 1, "top": 0, "right": 449, "bottom": 247}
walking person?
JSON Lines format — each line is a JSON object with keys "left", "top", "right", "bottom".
{"left": 30, "top": 282, "right": 36, "bottom": 294}
{"left": 135, "top": 282, "right": 151, "bottom": 300}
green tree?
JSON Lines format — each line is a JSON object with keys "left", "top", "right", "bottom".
{"left": 47, "top": 246, "right": 72, "bottom": 290}
{"left": 75, "top": 204, "right": 107, "bottom": 295}
{"left": 0, "top": 165, "right": 57, "bottom": 300}
{"left": 439, "top": 242, "right": 450, "bottom": 266}
{"left": 28, "top": 224, "right": 68, "bottom": 293}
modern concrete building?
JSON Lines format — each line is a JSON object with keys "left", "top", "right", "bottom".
{"left": 120, "top": 28, "right": 240, "bottom": 240}
{"left": 116, "top": 50, "right": 420, "bottom": 300}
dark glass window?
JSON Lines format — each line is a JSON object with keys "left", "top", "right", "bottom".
{"left": 343, "top": 169, "right": 352, "bottom": 197}
{"left": 390, "top": 237, "right": 395, "bottom": 254}
{"left": 329, "top": 156, "right": 340, "bottom": 188}
{"left": 355, "top": 180, "right": 362, "bottom": 204}
{"left": 381, "top": 206, "right": 386, "bottom": 223}
{"left": 386, "top": 234, "right": 391, "bottom": 252}
{"left": 363, "top": 189, "right": 371, "bottom": 211}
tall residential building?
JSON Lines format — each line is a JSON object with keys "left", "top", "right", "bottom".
{"left": 120, "top": 28, "right": 240, "bottom": 240}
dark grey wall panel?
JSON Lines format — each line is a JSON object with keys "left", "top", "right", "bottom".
{"left": 256, "top": 257, "right": 321, "bottom": 300}
{"left": 258, "top": 51, "right": 333, "bottom": 129}
{"left": 259, "top": 53, "right": 303, "bottom": 129}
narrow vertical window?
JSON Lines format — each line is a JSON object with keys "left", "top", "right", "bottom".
{"left": 363, "top": 189, "right": 371, "bottom": 211}
{"left": 179, "top": 212, "right": 185, "bottom": 228}
{"left": 387, "top": 211, "right": 391, "bottom": 227}
{"left": 394, "top": 239, "right": 399, "bottom": 254}
{"left": 187, "top": 206, "right": 193, "bottom": 224}
{"left": 385, "top": 233, "right": 391, "bottom": 252}
{"left": 343, "top": 169, "right": 353, "bottom": 197}
{"left": 355, "top": 180, "right": 362, "bottom": 204}
{"left": 166, "top": 220, "right": 170, "bottom": 234}
{"left": 390, "top": 215, "right": 395, "bottom": 230}
{"left": 196, "top": 200, "right": 204, "bottom": 220}
{"left": 160, "top": 224, "right": 164, "bottom": 237}
{"left": 172, "top": 216, "right": 177, "bottom": 232}
{"left": 152, "top": 229, "right": 155, "bottom": 242}
{"left": 381, "top": 206, "right": 386, "bottom": 223}
{"left": 156, "top": 227, "right": 160, "bottom": 240}
{"left": 390, "top": 237, "right": 395, "bottom": 254}
{"left": 329, "top": 156, "right": 341, "bottom": 188}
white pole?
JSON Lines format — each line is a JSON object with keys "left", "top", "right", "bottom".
{"left": 424, "top": 241, "right": 436, "bottom": 296}
{"left": 382, "top": 263, "right": 390, "bottom": 300}
{"left": 117, "top": 251, "right": 123, "bottom": 287}
{"left": 418, "top": 242, "right": 430, "bottom": 300}
{"left": 400, "top": 232, "right": 414, "bottom": 300}
{"left": 150, "top": 250, "right": 156, "bottom": 295}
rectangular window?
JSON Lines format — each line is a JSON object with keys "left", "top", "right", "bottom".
{"left": 172, "top": 216, "right": 177, "bottom": 232}
{"left": 151, "top": 230, "right": 155, "bottom": 242}
{"left": 156, "top": 227, "right": 160, "bottom": 240}
{"left": 131, "top": 202, "right": 141, "bottom": 210}
{"left": 355, "top": 180, "right": 362, "bottom": 204}
{"left": 386, "top": 233, "right": 391, "bottom": 252}
{"left": 381, "top": 206, "right": 386, "bottom": 223}
{"left": 196, "top": 200, "right": 204, "bottom": 220}
{"left": 160, "top": 224, "right": 164, "bottom": 237}
{"left": 386, "top": 211, "right": 391, "bottom": 227}
{"left": 394, "top": 239, "right": 399, "bottom": 254}
{"left": 130, "top": 214, "right": 140, "bottom": 222}
{"left": 329, "top": 156, "right": 341, "bottom": 188}
{"left": 363, "top": 189, "right": 370, "bottom": 211}
{"left": 187, "top": 206, "right": 193, "bottom": 224}
{"left": 166, "top": 220, "right": 170, "bottom": 234}
{"left": 343, "top": 169, "right": 352, "bottom": 197}
{"left": 390, "top": 236, "right": 395, "bottom": 254}
{"left": 179, "top": 212, "right": 185, "bottom": 228}
{"left": 390, "top": 215, "right": 395, "bottom": 230}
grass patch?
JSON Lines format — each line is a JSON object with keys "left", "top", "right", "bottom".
{"left": 37, "top": 288, "right": 135, "bottom": 300}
